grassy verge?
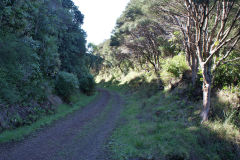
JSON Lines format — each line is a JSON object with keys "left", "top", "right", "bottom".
{"left": 107, "top": 87, "right": 240, "bottom": 160}
{"left": 0, "top": 92, "right": 98, "bottom": 143}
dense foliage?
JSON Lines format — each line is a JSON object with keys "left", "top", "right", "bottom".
{"left": 94, "top": 0, "right": 240, "bottom": 121}
{"left": 94, "top": 1, "right": 240, "bottom": 158}
{"left": 55, "top": 71, "right": 79, "bottom": 102}
{"left": 0, "top": 0, "right": 96, "bottom": 131}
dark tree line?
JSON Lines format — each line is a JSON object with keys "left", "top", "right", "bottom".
{"left": 0, "top": 0, "right": 95, "bottom": 106}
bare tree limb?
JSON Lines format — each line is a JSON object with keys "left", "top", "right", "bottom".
{"left": 223, "top": 57, "right": 240, "bottom": 64}
{"left": 212, "top": 35, "right": 240, "bottom": 72}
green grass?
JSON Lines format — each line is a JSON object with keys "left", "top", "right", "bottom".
{"left": 95, "top": 46, "right": 239, "bottom": 159}
{"left": 107, "top": 87, "right": 240, "bottom": 160}
{"left": 0, "top": 92, "right": 98, "bottom": 143}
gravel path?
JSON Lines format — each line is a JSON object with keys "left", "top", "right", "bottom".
{"left": 0, "top": 89, "right": 123, "bottom": 160}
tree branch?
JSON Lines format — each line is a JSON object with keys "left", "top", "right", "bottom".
{"left": 212, "top": 35, "right": 240, "bottom": 72}
{"left": 222, "top": 57, "right": 240, "bottom": 64}
{"left": 219, "top": 7, "right": 240, "bottom": 43}
{"left": 210, "top": 31, "right": 240, "bottom": 57}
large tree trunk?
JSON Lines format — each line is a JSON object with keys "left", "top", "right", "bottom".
{"left": 192, "top": 69, "right": 197, "bottom": 86}
{"left": 191, "top": 61, "right": 198, "bottom": 86}
{"left": 202, "top": 80, "right": 211, "bottom": 122}
{"left": 190, "top": 52, "right": 199, "bottom": 87}
{"left": 154, "top": 68, "right": 163, "bottom": 90}
{"left": 186, "top": 51, "right": 198, "bottom": 86}
{"left": 201, "top": 64, "right": 212, "bottom": 122}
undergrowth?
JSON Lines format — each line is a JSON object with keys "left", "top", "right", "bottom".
{"left": 96, "top": 54, "right": 240, "bottom": 159}
{"left": 102, "top": 83, "right": 240, "bottom": 160}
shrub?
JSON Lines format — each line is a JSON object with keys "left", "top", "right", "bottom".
{"left": 0, "top": 34, "right": 45, "bottom": 105}
{"left": 55, "top": 71, "right": 79, "bottom": 101}
{"left": 214, "top": 62, "right": 240, "bottom": 89}
{"left": 163, "top": 54, "right": 189, "bottom": 78}
{"left": 79, "top": 73, "right": 96, "bottom": 96}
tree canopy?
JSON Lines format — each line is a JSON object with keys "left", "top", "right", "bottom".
{"left": 96, "top": 0, "right": 240, "bottom": 122}
{"left": 0, "top": 0, "right": 95, "bottom": 106}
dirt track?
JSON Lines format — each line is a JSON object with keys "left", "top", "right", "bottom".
{"left": 0, "top": 89, "right": 123, "bottom": 160}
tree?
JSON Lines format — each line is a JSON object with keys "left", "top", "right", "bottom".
{"left": 110, "top": 0, "right": 175, "bottom": 89}
{"left": 182, "top": 0, "right": 240, "bottom": 122}
{"left": 148, "top": 0, "right": 239, "bottom": 122}
{"left": 123, "top": 18, "right": 167, "bottom": 89}
{"left": 147, "top": 0, "right": 199, "bottom": 86}
{"left": 0, "top": 0, "right": 93, "bottom": 105}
